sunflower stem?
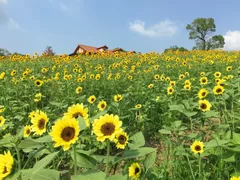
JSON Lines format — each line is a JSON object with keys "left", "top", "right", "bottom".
{"left": 15, "top": 144, "right": 22, "bottom": 180}
{"left": 105, "top": 140, "right": 111, "bottom": 177}
{"left": 198, "top": 154, "right": 202, "bottom": 178}
{"left": 73, "top": 144, "right": 77, "bottom": 175}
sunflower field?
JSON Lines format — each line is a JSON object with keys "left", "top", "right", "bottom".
{"left": 0, "top": 50, "right": 240, "bottom": 180}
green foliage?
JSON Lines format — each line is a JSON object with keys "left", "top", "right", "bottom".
{"left": 0, "top": 48, "right": 10, "bottom": 56}
{"left": 186, "top": 18, "right": 225, "bottom": 50}
{"left": 164, "top": 45, "right": 188, "bottom": 53}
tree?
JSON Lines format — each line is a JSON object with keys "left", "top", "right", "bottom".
{"left": 0, "top": 48, "right": 10, "bottom": 56}
{"left": 186, "top": 18, "right": 225, "bottom": 50}
{"left": 164, "top": 45, "right": 188, "bottom": 53}
{"left": 43, "top": 46, "right": 55, "bottom": 56}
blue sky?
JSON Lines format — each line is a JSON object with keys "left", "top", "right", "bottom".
{"left": 0, "top": 0, "right": 240, "bottom": 54}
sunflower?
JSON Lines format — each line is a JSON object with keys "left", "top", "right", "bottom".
{"left": 200, "top": 77, "right": 208, "bottom": 85}
{"left": 179, "top": 74, "right": 185, "bottom": 80}
{"left": 154, "top": 74, "right": 160, "bottom": 80}
{"left": 97, "top": 100, "right": 107, "bottom": 111}
{"left": 135, "top": 104, "right": 142, "bottom": 109}
{"left": 148, "top": 84, "right": 153, "bottom": 89}
{"left": 200, "top": 72, "right": 205, "bottom": 76}
{"left": 128, "top": 75, "right": 133, "bottom": 80}
{"left": 114, "top": 131, "right": 129, "bottom": 149}
{"left": 184, "top": 84, "right": 191, "bottom": 91}
{"left": 10, "top": 70, "right": 16, "bottom": 76}
{"left": 50, "top": 117, "right": 80, "bottom": 151}
{"left": 34, "top": 93, "right": 42, "bottom": 102}
{"left": 23, "top": 125, "right": 32, "bottom": 137}
{"left": 0, "top": 106, "right": 5, "bottom": 113}
{"left": 213, "top": 85, "right": 224, "bottom": 95}
{"left": 0, "top": 151, "right": 14, "bottom": 179}
{"left": 35, "top": 79, "right": 43, "bottom": 87}
{"left": 28, "top": 110, "right": 38, "bottom": 119}
{"left": 75, "top": 86, "right": 82, "bottom": 94}
{"left": 199, "top": 100, "right": 211, "bottom": 112}
{"left": 198, "top": 89, "right": 208, "bottom": 99}
{"left": 88, "top": 95, "right": 96, "bottom": 104}
{"left": 191, "top": 141, "right": 204, "bottom": 154}
{"left": 0, "top": 116, "right": 5, "bottom": 127}
{"left": 64, "top": 103, "right": 89, "bottom": 127}
{"left": 165, "top": 77, "right": 170, "bottom": 81}
{"left": 114, "top": 94, "right": 123, "bottom": 102}
{"left": 217, "top": 79, "right": 227, "bottom": 87}
{"left": 214, "top": 72, "right": 221, "bottom": 78}
{"left": 129, "top": 162, "right": 141, "bottom": 180}
{"left": 226, "top": 66, "right": 232, "bottom": 72}
{"left": 93, "top": 114, "right": 122, "bottom": 142}
{"left": 95, "top": 74, "right": 101, "bottom": 80}
{"left": 31, "top": 111, "right": 49, "bottom": 135}
{"left": 227, "top": 75, "right": 233, "bottom": 79}
{"left": 230, "top": 176, "right": 240, "bottom": 180}
{"left": 167, "top": 86, "right": 174, "bottom": 95}
{"left": 184, "top": 80, "right": 191, "bottom": 86}
{"left": 169, "top": 81, "right": 176, "bottom": 87}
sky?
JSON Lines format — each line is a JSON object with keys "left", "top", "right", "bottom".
{"left": 0, "top": 0, "right": 240, "bottom": 54}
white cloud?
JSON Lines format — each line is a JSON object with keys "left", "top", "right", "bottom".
{"left": 223, "top": 31, "right": 240, "bottom": 50}
{"left": 129, "top": 20, "right": 177, "bottom": 38}
{"left": 0, "top": 1, "right": 24, "bottom": 31}
{"left": 8, "top": 18, "right": 19, "bottom": 29}
{"left": 0, "top": 0, "right": 8, "bottom": 5}
{"left": 60, "top": 2, "right": 69, "bottom": 12}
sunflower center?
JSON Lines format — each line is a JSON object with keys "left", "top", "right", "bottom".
{"left": 101, "top": 104, "right": 106, "bottom": 108}
{"left": 195, "top": 145, "right": 201, "bottom": 151}
{"left": 2, "top": 166, "right": 8, "bottom": 174}
{"left": 38, "top": 119, "right": 46, "bottom": 130}
{"left": 216, "top": 88, "right": 222, "bottom": 93}
{"left": 200, "top": 103, "right": 207, "bottom": 109}
{"left": 91, "top": 98, "right": 95, "bottom": 102}
{"left": 202, "top": 79, "right": 206, "bottom": 83}
{"left": 118, "top": 135, "right": 127, "bottom": 144}
{"left": 202, "top": 92, "right": 206, "bottom": 96}
{"left": 61, "top": 127, "right": 75, "bottom": 142}
{"left": 36, "top": 81, "right": 40, "bottom": 85}
{"left": 135, "top": 167, "right": 140, "bottom": 174}
{"left": 26, "top": 129, "right": 31, "bottom": 134}
{"left": 101, "top": 123, "right": 115, "bottom": 136}
{"left": 73, "top": 112, "right": 83, "bottom": 119}
{"left": 169, "top": 89, "right": 173, "bottom": 92}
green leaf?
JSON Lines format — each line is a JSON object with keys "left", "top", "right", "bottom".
{"left": 144, "top": 150, "right": 156, "bottom": 169}
{"left": 77, "top": 116, "right": 87, "bottom": 131}
{"left": 128, "top": 132, "right": 145, "bottom": 149}
{"left": 183, "top": 111, "right": 198, "bottom": 117}
{"left": 106, "top": 175, "right": 128, "bottom": 180}
{"left": 222, "top": 152, "right": 236, "bottom": 162}
{"left": 169, "top": 104, "right": 185, "bottom": 112}
{"left": 32, "top": 135, "right": 52, "bottom": 143}
{"left": 71, "top": 152, "right": 97, "bottom": 169}
{"left": 203, "top": 111, "right": 218, "bottom": 118}
{"left": 72, "top": 171, "right": 106, "bottom": 180}
{"left": 19, "top": 139, "right": 43, "bottom": 149}
{"left": 159, "top": 129, "right": 171, "bottom": 135}
{"left": 123, "top": 147, "right": 156, "bottom": 159}
{"left": 205, "top": 139, "right": 230, "bottom": 149}
{"left": 31, "top": 152, "right": 59, "bottom": 176}
{"left": 22, "top": 169, "right": 60, "bottom": 180}
{"left": 232, "top": 133, "right": 240, "bottom": 145}
{"left": 89, "top": 110, "right": 107, "bottom": 123}
{"left": 173, "top": 121, "right": 182, "bottom": 129}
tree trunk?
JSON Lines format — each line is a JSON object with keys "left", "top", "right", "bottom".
{"left": 202, "top": 40, "right": 206, "bottom": 50}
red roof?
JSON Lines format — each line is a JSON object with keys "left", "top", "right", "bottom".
{"left": 73, "top": 44, "right": 108, "bottom": 54}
